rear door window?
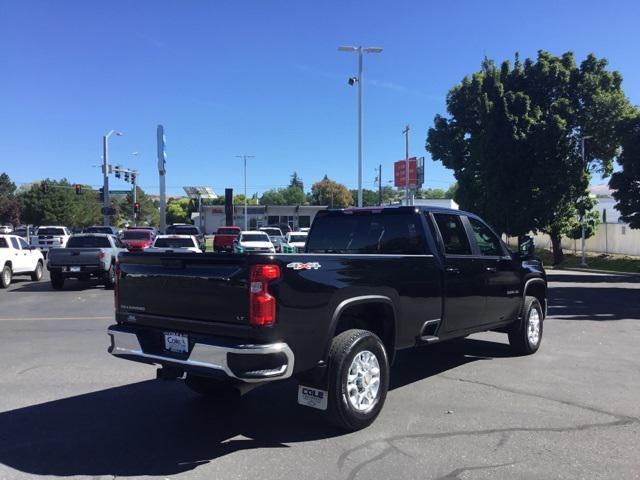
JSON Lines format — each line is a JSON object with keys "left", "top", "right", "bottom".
{"left": 10, "top": 237, "right": 20, "bottom": 249}
{"left": 433, "top": 214, "right": 472, "bottom": 255}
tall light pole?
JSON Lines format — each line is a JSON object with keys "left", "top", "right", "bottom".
{"left": 403, "top": 125, "right": 410, "bottom": 206}
{"left": 339, "top": 45, "right": 383, "bottom": 207}
{"left": 580, "top": 136, "right": 592, "bottom": 267}
{"left": 102, "top": 130, "right": 123, "bottom": 226}
{"left": 235, "top": 155, "right": 255, "bottom": 230}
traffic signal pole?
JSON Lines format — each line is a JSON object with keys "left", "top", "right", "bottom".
{"left": 102, "top": 135, "right": 110, "bottom": 226}
{"left": 132, "top": 173, "right": 138, "bottom": 226}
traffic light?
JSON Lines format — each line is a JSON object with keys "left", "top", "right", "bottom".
{"left": 124, "top": 171, "right": 130, "bottom": 183}
{"left": 115, "top": 166, "right": 121, "bottom": 179}
{"left": 74, "top": 184, "right": 82, "bottom": 195}
{"left": 133, "top": 202, "right": 140, "bottom": 214}
{"left": 130, "top": 172, "right": 136, "bottom": 184}
{"left": 41, "top": 182, "right": 49, "bottom": 194}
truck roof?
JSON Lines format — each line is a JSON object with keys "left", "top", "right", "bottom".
{"left": 321, "top": 205, "right": 468, "bottom": 216}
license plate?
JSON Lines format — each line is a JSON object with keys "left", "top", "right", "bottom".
{"left": 297, "top": 385, "right": 328, "bottom": 410}
{"left": 69, "top": 266, "right": 81, "bottom": 272}
{"left": 164, "top": 332, "right": 189, "bottom": 353}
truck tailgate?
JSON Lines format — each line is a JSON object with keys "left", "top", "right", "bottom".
{"left": 117, "top": 253, "right": 249, "bottom": 325}
{"left": 48, "top": 248, "right": 103, "bottom": 266}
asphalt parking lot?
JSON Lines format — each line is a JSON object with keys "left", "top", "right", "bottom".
{"left": 0, "top": 269, "right": 638, "bottom": 479}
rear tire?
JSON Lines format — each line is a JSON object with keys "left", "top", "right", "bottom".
{"left": 326, "top": 329, "right": 389, "bottom": 431}
{"left": 1, "top": 265, "right": 12, "bottom": 288}
{"left": 508, "top": 296, "right": 543, "bottom": 355}
{"left": 51, "top": 273, "right": 64, "bottom": 290}
{"left": 30, "top": 261, "right": 43, "bottom": 281}
{"left": 103, "top": 264, "right": 115, "bottom": 289}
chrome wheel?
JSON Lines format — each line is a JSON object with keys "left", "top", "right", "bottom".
{"left": 2, "top": 267, "right": 10, "bottom": 286}
{"left": 527, "top": 308, "right": 541, "bottom": 346}
{"left": 346, "top": 350, "right": 381, "bottom": 413}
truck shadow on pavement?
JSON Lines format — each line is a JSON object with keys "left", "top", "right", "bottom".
{"left": 0, "top": 338, "right": 505, "bottom": 477}
{"left": 9, "top": 279, "right": 107, "bottom": 293}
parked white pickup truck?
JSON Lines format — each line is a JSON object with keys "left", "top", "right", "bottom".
{"left": 30, "top": 226, "right": 71, "bottom": 258}
{"left": 0, "top": 234, "right": 45, "bottom": 288}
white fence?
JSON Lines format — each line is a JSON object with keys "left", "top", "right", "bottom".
{"left": 526, "top": 223, "right": 640, "bottom": 257}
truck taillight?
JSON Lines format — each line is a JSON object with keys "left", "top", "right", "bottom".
{"left": 98, "top": 251, "right": 106, "bottom": 259}
{"left": 249, "top": 264, "right": 280, "bottom": 327}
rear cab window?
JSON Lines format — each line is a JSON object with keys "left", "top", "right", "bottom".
{"left": 306, "top": 211, "right": 427, "bottom": 254}
{"left": 67, "top": 236, "right": 112, "bottom": 248}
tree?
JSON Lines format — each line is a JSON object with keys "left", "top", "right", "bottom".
{"left": 117, "top": 186, "right": 159, "bottom": 227}
{"left": 166, "top": 198, "right": 190, "bottom": 224}
{"left": 289, "top": 172, "right": 304, "bottom": 191}
{"left": 427, "top": 51, "right": 632, "bottom": 264}
{"left": 259, "top": 189, "right": 287, "bottom": 205}
{"left": 310, "top": 175, "right": 352, "bottom": 208}
{"left": 0, "top": 173, "right": 16, "bottom": 198}
{"left": 0, "top": 197, "right": 21, "bottom": 225}
{"left": 349, "top": 189, "right": 379, "bottom": 206}
{"left": 234, "top": 194, "right": 258, "bottom": 206}
{"left": 417, "top": 188, "right": 446, "bottom": 199}
{"left": 610, "top": 111, "right": 640, "bottom": 228}
{"left": 18, "top": 179, "right": 101, "bottom": 227}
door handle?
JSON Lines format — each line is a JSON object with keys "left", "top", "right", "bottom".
{"left": 445, "top": 267, "right": 460, "bottom": 274}
{"left": 485, "top": 266, "right": 498, "bottom": 272}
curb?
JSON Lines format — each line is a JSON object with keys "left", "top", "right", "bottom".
{"left": 552, "top": 266, "right": 640, "bottom": 278}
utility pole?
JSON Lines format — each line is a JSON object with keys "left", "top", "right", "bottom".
{"left": 132, "top": 171, "right": 138, "bottom": 226}
{"left": 378, "top": 164, "right": 382, "bottom": 206}
{"left": 403, "top": 125, "right": 410, "bottom": 206}
{"left": 157, "top": 125, "right": 167, "bottom": 234}
{"left": 102, "top": 130, "right": 122, "bottom": 226}
{"left": 235, "top": 155, "right": 255, "bottom": 230}
{"left": 339, "top": 45, "right": 383, "bottom": 207}
{"left": 580, "top": 136, "right": 592, "bottom": 267}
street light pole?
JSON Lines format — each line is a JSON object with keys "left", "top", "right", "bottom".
{"left": 102, "top": 130, "right": 122, "bottom": 226}
{"left": 339, "top": 45, "right": 383, "bottom": 207}
{"left": 403, "top": 125, "right": 410, "bottom": 206}
{"left": 235, "top": 155, "right": 255, "bottom": 230}
{"left": 580, "top": 136, "right": 592, "bottom": 267}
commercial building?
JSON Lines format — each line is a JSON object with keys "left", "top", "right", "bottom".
{"left": 195, "top": 205, "right": 328, "bottom": 234}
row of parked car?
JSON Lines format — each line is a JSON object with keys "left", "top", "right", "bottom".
{"left": 213, "top": 225, "right": 309, "bottom": 253}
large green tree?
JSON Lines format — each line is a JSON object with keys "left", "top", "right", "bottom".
{"left": 18, "top": 179, "right": 101, "bottom": 227}
{"left": 349, "top": 188, "right": 380, "bottom": 206}
{"left": 427, "top": 51, "right": 631, "bottom": 264}
{"left": 610, "top": 111, "right": 640, "bottom": 228}
{"left": 0, "top": 173, "right": 17, "bottom": 198}
{"left": 0, "top": 172, "right": 20, "bottom": 225}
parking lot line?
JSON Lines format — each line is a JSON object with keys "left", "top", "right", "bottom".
{"left": 0, "top": 316, "right": 113, "bottom": 322}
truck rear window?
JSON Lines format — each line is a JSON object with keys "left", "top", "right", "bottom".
{"left": 37, "top": 228, "right": 66, "bottom": 236}
{"left": 307, "top": 213, "right": 426, "bottom": 254}
{"left": 122, "top": 231, "right": 152, "bottom": 240}
{"left": 154, "top": 238, "right": 195, "bottom": 248}
{"left": 67, "top": 236, "right": 112, "bottom": 248}
{"left": 217, "top": 228, "right": 239, "bottom": 235}
{"left": 167, "top": 226, "right": 199, "bottom": 235}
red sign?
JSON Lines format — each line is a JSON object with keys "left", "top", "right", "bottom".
{"left": 394, "top": 158, "right": 418, "bottom": 188}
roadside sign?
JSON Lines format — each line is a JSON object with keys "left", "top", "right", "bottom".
{"left": 394, "top": 157, "right": 424, "bottom": 188}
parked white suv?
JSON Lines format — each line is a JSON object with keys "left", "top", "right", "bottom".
{"left": 31, "top": 226, "right": 71, "bottom": 258}
{"left": 0, "top": 234, "right": 45, "bottom": 287}
{"left": 236, "top": 231, "right": 276, "bottom": 253}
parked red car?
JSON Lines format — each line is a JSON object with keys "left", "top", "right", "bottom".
{"left": 121, "top": 229, "right": 154, "bottom": 251}
{"left": 213, "top": 226, "right": 241, "bottom": 252}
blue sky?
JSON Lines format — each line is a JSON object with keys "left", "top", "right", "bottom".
{"left": 1, "top": 0, "right": 639, "bottom": 197}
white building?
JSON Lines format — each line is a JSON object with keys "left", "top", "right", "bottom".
{"left": 196, "top": 205, "right": 328, "bottom": 234}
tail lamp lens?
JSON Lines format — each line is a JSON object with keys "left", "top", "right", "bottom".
{"left": 249, "top": 264, "right": 280, "bottom": 327}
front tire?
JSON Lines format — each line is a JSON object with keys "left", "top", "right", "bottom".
{"left": 30, "top": 261, "right": 43, "bottom": 281}
{"left": 1, "top": 265, "right": 12, "bottom": 288}
{"left": 508, "top": 296, "right": 543, "bottom": 355}
{"left": 326, "top": 329, "right": 389, "bottom": 431}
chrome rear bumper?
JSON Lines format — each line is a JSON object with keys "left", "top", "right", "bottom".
{"left": 108, "top": 327, "right": 294, "bottom": 383}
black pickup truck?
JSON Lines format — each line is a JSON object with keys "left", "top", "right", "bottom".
{"left": 108, "top": 206, "right": 546, "bottom": 430}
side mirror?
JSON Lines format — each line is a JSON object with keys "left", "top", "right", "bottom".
{"left": 517, "top": 235, "right": 534, "bottom": 259}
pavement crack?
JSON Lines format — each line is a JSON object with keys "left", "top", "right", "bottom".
{"left": 438, "top": 374, "right": 639, "bottom": 423}
{"left": 433, "top": 462, "right": 515, "bottom": 480}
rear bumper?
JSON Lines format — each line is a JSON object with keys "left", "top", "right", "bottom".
{"left": 107, "top": 325, "right": 295, "bottom": 383}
